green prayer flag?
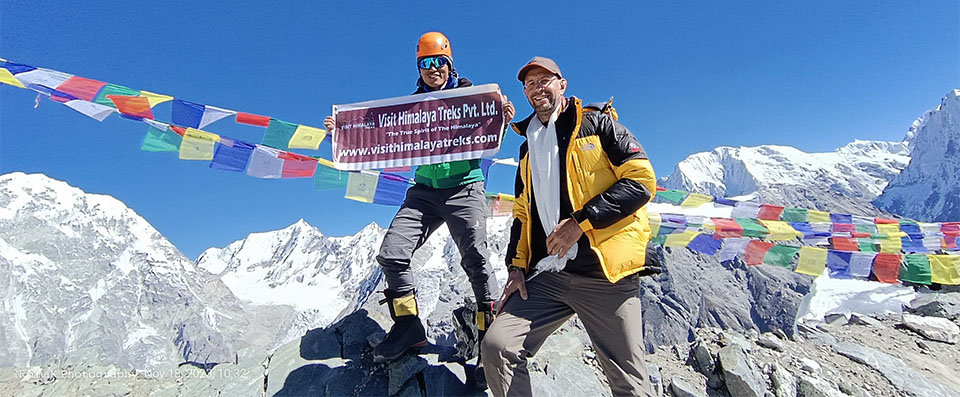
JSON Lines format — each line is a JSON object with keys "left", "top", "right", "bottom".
{"left": 858, "top": 238, "right": 878, "bottom": 253}
{"left": 94, "top": 84, "right": 140, "bottom": 107}
{"left": 902, "top": 254, "right": 932, "bottom": 285}
{"left": 140, "top": 126, "right": 182, "bottom": 152}
{"left": 780, "top": 207, "right": 808, "bottom": 223}
{"left": 763, "top": 245, "right": 801, "bottom": 268}
{"left": 856, "top": 224, "right": 878, "bottom": 234}
{"left": 657, "top": 189, "right": 687, "bottom": 204}
{"left": 649, "top": 235, "right": 667, "bottom": 246}
{"left": 736, "top": 218, "right": 769, "bottom": 238}
{"left": 262, "top": 119, "right": 298, "bottom": 150}
{"left": 314, "top": 159, "right": 349, "bottom": 190}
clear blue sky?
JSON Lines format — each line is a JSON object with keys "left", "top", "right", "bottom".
{"left": 1, "top": 1, "right": 957, "bottom": 258}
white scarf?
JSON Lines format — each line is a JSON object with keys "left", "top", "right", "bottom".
{"left": 525, "top": 107, "right": 562, "bottom": 238}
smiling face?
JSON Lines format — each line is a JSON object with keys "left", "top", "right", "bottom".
{"left": 419, "top": 61, "right": 450, "bottom": 90}
{"left": 522, "top": 67, "right": 566, "bottom": 122}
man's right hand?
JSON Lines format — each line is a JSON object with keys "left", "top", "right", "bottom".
{"left": 495, "top": 268, "right": 527, "bottom": 314}
{"left": 323, "top": 116, "right": 335, "bottom": 132}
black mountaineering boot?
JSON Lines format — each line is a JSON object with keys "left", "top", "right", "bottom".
{"left": 373, "top": 289, "right": 427, "bottom": 363}
{"left": 474, "top": 300, "right": 496, "bottom": 390}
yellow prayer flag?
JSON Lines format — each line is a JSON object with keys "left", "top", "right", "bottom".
{"left": 139, "top": 90, "right": 173, "bottom": 107}
{"left": 879, "top": 237, "right": 902, "bottom": 253}
{"left": 664, "top": 230, "right": 699, "bottom": 247}
{"left": 807, "top": 210, "right": 830, "bottom": 223}
{"left": 648, "top": 213, "right": 661, "bottom": 237}
{"left": 179, "top": 128, "right": 220, "bottom": 160}
{"left": 929, "top": 255, "right": 960, "bottom": 285}
{"left": 795, "top": 246, "right": 827, "bottom": 276}
{"left": 345, "top": 171, "right": 379, "bottom": 203}
{"left": 680, "top": 193, "right": 713, "bottom": 208}
{"left": 876, "top": 223, "right": 906, "bottom": 238}
{"left": 760, "top": 220, "right": 802, "bottom": 241}
{"left": 288, "top": 125, "right": 327, "bottom": 150}
{"left": 0, "top": 68, "right": 25, "bottom": 88}
{"left": 318, "top": 158, "right": 336, "bottom": 168}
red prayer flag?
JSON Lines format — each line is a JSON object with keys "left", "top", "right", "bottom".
{"left": 944, "top": 237, "right": 959, "bottom": 250}
{"left": 830, "top": 237, "right": 859, "bottom": 251}
{"left": 107, "top": 95, "right": 153, "bottom": 119}
{"left": 744, "top": 241, "right": 775, "bottom": 266}
{"left": 56, "top": 76, "right": 107, "bottom": 101}
{"left": 872, "top": 253, "right": 901, "bottom": 284}
{"left": 169, "top": 126, "right": 187, "bottom": 136}
{"left": 757, "top": 204, "right": 785, "bottom": 220}
{"left": 236, "top": 112, "right": 271, "bottom": 127}
{"left": 279, "top": 151, "right": 318, "bottom": 178}
{"left": 942, "top": 222, "right": 960, "bottom": 237}
{"left": 656, "top": 186, "right": 667, "bottom": 192}
{"left": 851, "top": 232, "right": 871, "bottom": 238}
{"left": 874, "top": 218, "right": 898, "bottom": 225}
{"left": 712, "top": 218, "right": 744, "bottom": 238}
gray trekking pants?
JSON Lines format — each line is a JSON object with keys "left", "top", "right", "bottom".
{"left": 377, "top": 181, "right": 496, "bottom": 304}
{"left": 481, "top": 271, "right": 654, "bottom": 397}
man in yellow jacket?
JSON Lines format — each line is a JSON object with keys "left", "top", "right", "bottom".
{"left": 481, "top": 57, "right": 658, "bottom": 397}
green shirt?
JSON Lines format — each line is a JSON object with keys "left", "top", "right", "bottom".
{"left": 414, "top": 159, "right": 484, "bottom": 189}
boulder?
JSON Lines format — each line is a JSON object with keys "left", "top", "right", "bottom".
{"left": 901, "top": 314, "right": 960, "bottom": 344}
{"left": 718, "top": 345, "right": 765, "bottom": 397}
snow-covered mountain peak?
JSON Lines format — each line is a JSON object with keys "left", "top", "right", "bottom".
{"left": 875, "top": 89, "right": 960, "bottom": 221}
{"left": 660, "top": 140, "right": 910, "bottom": 202}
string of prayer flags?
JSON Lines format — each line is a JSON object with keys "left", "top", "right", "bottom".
{"left": 279, "top": 151, "right": 318, "bottom": 178}
{"left": 179, "top": 128, "right": 220, "bottom": 160}
{"left": 314, "top": 159, "right": 349, "bottom": 190}
{"left": 288, "top": 125, "right": 327, "bottom": 150}
{"left": 263, "top": 119, "right": 299, "bottom": 150}
{"left": 141, "top": 125, "right": 182, "bottom": 152}
{"left": 247, "top": 145, "right": 284, "bottom": 178}
{"left": 345, "top": 170, "right": 379, "bottom": 203}
{"left": 210, "top": 137, "right": 255, "bottom": 172}
{"left": 236, "top": 112, "right": 271, "bottom": 127}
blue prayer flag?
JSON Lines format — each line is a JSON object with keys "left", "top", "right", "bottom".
{"left": 210, "top": 138, "right": 255, "bottom": 172}
{"left": 373, "top": 173, "right": 411, "bottom": 206}
{"left": 830, "top": 213, "right": 852, "bottom": 224}
{"left": 826, "top": 250, "right": 853, "bottom": 278}
{"left": 171, "top": 99, "right": 204, "bottom": 128}
{"left": 714, "top": 198, "right": 738, "bottom": 207}
{"left": 687, "top": 234, "right": 722, "bottom": 255}
{"left": 0, "top": 61, "right": 36, "bottom": 75}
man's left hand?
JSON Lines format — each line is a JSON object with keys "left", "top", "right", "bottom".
{"left": 546, "top": 218, "right": 583, "bottom": 258}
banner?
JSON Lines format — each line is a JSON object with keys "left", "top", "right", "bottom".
{"left": 331, "top": 84, "right": 504, "bottom": 170}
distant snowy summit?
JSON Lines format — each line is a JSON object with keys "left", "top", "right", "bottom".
{"left": 874, "top": 89, "right": 960, "bottom": 222}
{"left": 660, "top": 89, "right": 960, "bottom": 221}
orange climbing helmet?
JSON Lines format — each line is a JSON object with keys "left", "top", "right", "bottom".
{"left": 417, "top": 32, "right": 452, "bottom": 59}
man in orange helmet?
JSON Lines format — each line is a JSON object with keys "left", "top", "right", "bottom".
{"left": 325, "top": 33, "right": 515, "bottom": 383}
